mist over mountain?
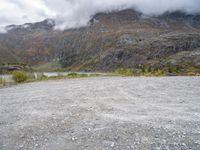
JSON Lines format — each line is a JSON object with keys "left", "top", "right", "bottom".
{"left": 1, "top": 0, "right": 200, "bottom": 32}
{"left": 0, "top": 9, "right": 200, "bottom": 73}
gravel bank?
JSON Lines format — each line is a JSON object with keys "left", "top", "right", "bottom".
{"left": 0, "top": 77, "right": 200, "bottom": 150}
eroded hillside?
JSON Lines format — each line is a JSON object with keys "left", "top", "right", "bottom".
{"left": 0, "top": 10, "right": 200, "bottom": 72}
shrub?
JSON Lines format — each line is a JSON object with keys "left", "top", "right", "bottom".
{"left": 67, "top": 72, "right": 78, "bottom": 77}
{"left": 187, "top": 72, "right": 200, "bottom": 76}
{"left": 147, "top": 66, "right": 152, "bottom": 73}
{"left": 154, "top": 70, "right": 165, "bottom": 77}
{"left": 12, "top": 71, "right": 28, "bottom": 83}
{"left": 114, "top": 68, "right": 133, "bottom": 76}
{"left": 0, "top": 77, "right": 5, "bottom": 85}
{"left": 40, "top": 74, "right": 48, "bottom": 80}
{"left": 67, "top": 72, "right": 89, "bottom": 78}
{"left": 79, "top": 74, "right": 89, "bottom": 78}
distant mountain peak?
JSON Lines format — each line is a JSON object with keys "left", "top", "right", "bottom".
{"left": 5, "top": 18, "right": 55, "bottom": 34}
{"left": 0, "top": 9, "right": 200, "bottom": 72}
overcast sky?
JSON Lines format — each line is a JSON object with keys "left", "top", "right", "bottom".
{"left": 0, "top": 0, "right": 200, "bottom": 32}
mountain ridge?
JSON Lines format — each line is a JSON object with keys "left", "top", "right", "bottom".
{"left": 0, "top": 9, "right": 200, "bottom": 73}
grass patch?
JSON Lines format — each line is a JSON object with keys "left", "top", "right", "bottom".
{"left": 114, "top": 68, "right": 133, "bottom": 76}
{"left": 187, "top": 72, "right": 200, "bottom": 76}
{"left": 39, "top": 72, "right": 103, "bottom": 81}
{"left": 113, "top": 67, "right": 166, "bottom": 77}
{"left": 12, "top": 71, "right": 28, "bottom": 83}
{"left": 67, "top": 72, "right": 80, "bottom": 78}
{"left": 142, "top": 69, "right": 165, "bottom": 77}
{"left": 0, "top": 77, "right": 5, "bottom": 85}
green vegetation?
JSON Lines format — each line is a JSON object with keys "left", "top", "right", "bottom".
{"left": 12, "top": 71, "right": 28, "bottom": 83}
{"left": 68, "top": 72, "right": 79, "bottom": 77}
{"left": 0, "top": 65, "right": 199, "bottom": 87}
{"left": 113, "top": 64, "right": 200, "bottom": 77}
{"left": 187, "top": 72, "right": 200, "bottom": 76}
{"left": 39, "top": 72, "right": 103, "bottom": 81}
{"left": 67, "top": 72, "right": 89, "bottom": 78}
{"left": 0, "top": 77, "right": 5, "bottom": 85}
{"left": 113, "top": 67, "right": 165, "bottom": 77}
{"left": 139, "top": 66, "right": 165, "bottom": 77}
{"left": 142, "top": 70, "right": 165, "bottom": 77}
{"left": 114, "top": 68, "right": 133, "bottom": 76}
{"left": 2, "top": 63, "right": 27, "bottom": 67}
{"left": 40, "top": 74, "right": 48, "bottom": 80}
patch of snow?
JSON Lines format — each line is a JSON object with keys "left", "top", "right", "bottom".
{"left": 46, "top": 19, "right": 54, "bottom": 25}
{"left": 22, "top": 24, "right": 30, "bottom": 28}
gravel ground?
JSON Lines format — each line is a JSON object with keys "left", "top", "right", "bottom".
{"left": 0, "top": 77, "right": 200, "bottom": 150}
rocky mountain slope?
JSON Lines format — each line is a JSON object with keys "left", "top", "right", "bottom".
{"left": 0, "top": 9, "right": 200, "bottom": 72}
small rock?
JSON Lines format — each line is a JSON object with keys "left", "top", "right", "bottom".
{"left": 182, "top": 143, "right": 186, "bottom": 146}
{"left": 72, "top": 137, "right": 78, "bottom": 141}
{"left": 111, "top": 142, "right": 115, "bottom": 147}
{"left": 31, "top": 136, "right": 36, "bottom": 141}
{"left": 20, "top": 134, "right": 25, "bottom": 138}
{"left": 114, "top": 136, "right": 120, "bottom": 141}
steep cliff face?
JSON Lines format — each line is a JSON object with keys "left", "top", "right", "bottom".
{"left": 0, "top": 9, "right": 200, "bottom": 71}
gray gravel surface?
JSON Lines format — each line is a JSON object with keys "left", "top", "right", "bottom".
{"left": 0, "top": 77, "right": 200, "bottom": 150}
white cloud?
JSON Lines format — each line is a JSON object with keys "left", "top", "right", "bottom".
{"left": 0, "top": 0, "right": 200, "bottom": 31}
{"left": 0, "top": 0, "right": 55, "bottom": 31}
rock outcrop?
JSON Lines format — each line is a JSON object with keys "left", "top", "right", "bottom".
{"left": 0, "top": 9, "right": 200, "bottom": 71}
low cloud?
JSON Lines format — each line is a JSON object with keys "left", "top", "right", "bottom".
{"left": 0, "top": 0, "right": 200, "bottom": 31}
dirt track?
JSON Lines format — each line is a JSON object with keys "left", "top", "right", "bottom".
{"left": 0, "top": 77, "right": 200, "bottom": 150}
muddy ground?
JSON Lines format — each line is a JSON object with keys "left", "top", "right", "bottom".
{"left": 0, "top": 77, "right": 200, "bottom": 150}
